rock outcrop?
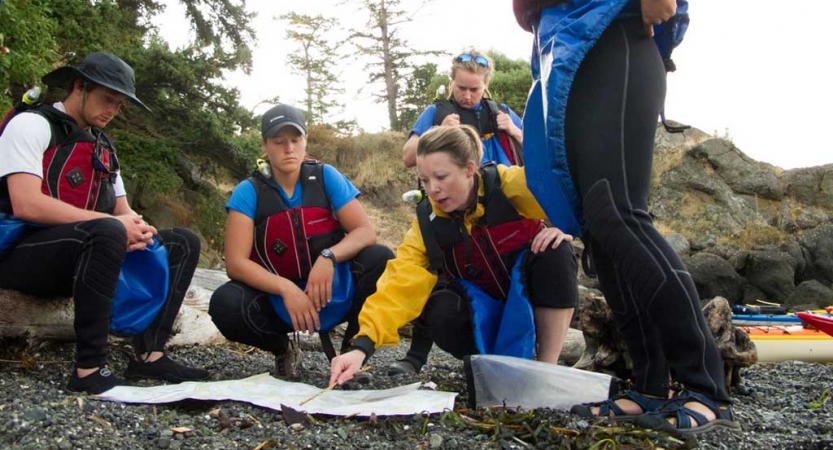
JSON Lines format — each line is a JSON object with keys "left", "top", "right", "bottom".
{"left": 648, "top": 126, "right": 833, "bottom": 308}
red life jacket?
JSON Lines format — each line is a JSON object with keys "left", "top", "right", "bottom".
{"left": 0, "top": 104, "right": 118, "bottom": 215}
{"left": 248, "top": 161, "right": 345, "bottom": 282}
{"left": 418, "top": 163, "right": 544, "bottom": 299}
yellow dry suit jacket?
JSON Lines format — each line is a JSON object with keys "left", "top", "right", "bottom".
{"left": 355, "top": 164, "right": 548, "bottom": 349}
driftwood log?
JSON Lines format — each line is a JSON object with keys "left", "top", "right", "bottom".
{"left": 573, "top": 294, "right": 757, "bottom": 387}
{"left": 0, "top": 267, "right": 591, "bottom": 363}
{"left": 0, "top": 268, "right": 229, "bottom": 347}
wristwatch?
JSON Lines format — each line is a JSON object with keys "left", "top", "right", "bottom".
{"left": 320, "top": 248, "right": 337, "bottom": 266}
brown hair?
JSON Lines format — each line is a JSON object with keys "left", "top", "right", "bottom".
{"left": 416, "top": 125, "right": 483, "bottom": 168}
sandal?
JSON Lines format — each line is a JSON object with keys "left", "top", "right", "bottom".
{"left": 570, "top": 390, "right": 668, "bottom": 423}
{"left": 636, "top": 389, "right": 741, "bottom": 436}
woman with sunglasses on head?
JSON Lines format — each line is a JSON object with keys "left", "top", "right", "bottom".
{"left": 208, "top": 104, "right": 394, "bottom": 380}
{"left": 513, "top": 0, "right": 739, "bottom": 437}
{"left": 331, "top": 125, "right": 578, "bottom": 387}
{"left": 402, "top": 50, "right": 524, "bottom": 168}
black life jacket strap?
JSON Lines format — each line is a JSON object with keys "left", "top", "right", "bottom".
{"left": 479, "top": 162, "right": 519, "bottom": 227}
{"left": 249, "top": 160, "right": 327, "bottom": 224}
{"left": 320, "top": 331, "right": 337, "bottom": 362}
{"left": 432, "top": 99, "right": 456, "bottom": 126}
{"left": 660, "top": 108, "right": 691, "bottom": 134}
{"left": 417, "top": 198, "right": 445, "bottom": 275}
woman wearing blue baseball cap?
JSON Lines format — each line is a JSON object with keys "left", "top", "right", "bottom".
{"left": 208, "top": 104, "right": 394, "bottom": 380}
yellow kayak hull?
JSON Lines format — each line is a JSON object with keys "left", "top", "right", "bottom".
{"left": 740, "top": 325, "right": 833, "bottom": 363}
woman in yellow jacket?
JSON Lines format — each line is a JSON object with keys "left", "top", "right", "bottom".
{"left": 330, "top": 125, "right": 578, "bottom": 385}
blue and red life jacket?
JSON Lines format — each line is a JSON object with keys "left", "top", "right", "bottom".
{"left": 0, "top": 104, "right": 119, "bottom": 216}
{"left": 247, "top": 161, "right": 355, "bottom": 334}
{"left": 418, "top": 163, "right": 544, "bottom": 299}
{"left": 247, "top": 161, "right": 345, "bottom": 282}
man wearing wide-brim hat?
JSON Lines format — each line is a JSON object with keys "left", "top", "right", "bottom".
{"left": 0, "top": 52, "right": 210, "bottom": 394}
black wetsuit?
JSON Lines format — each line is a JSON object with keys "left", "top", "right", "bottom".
{"left": 565, "top": 18, "right": 728, "bottom": 401}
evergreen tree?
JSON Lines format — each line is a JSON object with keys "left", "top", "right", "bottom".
{"left": 487, "top": 51, "right": 532, "bottom": 115}
{"left": 350, "top": 0, "right": 437, "bottom": 131}
{"left": 0, "top": 0, "right": 258, "bottom": 248}
{"left": 280, "top": 12, "right": 343, "bottom": 124}
{"left": 397, "top": 62, "right": 445, "bottom": 130}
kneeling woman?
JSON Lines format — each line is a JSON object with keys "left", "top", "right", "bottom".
{"left": 330, "top": 125, "right": 577, "bottom": 385}
{"left": 210, "top": 104, "right": 394, "bottom": 379}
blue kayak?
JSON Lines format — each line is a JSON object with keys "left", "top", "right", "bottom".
{"left": 732, "top": 314, "right": 802, "bottom": 325}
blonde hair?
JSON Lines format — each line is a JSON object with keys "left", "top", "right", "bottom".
{"left": 449, "top": 49, "right": 494, "bottom": 90}
{"left": 416, "top": 125, "right": 483, "bottom": 168}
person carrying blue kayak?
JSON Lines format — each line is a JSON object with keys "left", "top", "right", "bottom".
{"left": 0, "top": 52, "right": 209, "bottom": 394}
{"left": 513, "top": 0, "right": 740, "bottom": 436}
{"left": 329, "top": 125, "right": 578, "bottom": 386}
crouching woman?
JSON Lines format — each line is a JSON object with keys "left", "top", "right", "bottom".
{"left": 330, "top": 125, "right": 578, "bottom": 385}
{"left": 209, "top": 104, "right": 393, "bottom": 379}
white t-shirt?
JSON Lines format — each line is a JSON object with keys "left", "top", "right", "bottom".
{"left": 0, "top": 102, "right": 126, "bottom": 197}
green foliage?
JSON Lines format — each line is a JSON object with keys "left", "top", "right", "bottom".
{"left": 486, "top": 51, "right": 532, "bottom": 114}
{"left": 177, "top": 0, "right": 255, "bottom": 73}
{"left": 195, "top": 190, "right": 229, "bottom": 250}
{"left": 46, "top": 0, "right": 148, "bottom": 60}
{"left": 0, "top": 0, "right": 58, "bottom": 110}
{"left": 809, "top": 389, "right": 831, "bottom": 410}
{"left": 229, "top": 131, "right": 263, "bottom": 174}
{"left": 109, "top": 129, "right": 181, "bottom": 194}
{"left": 398, "top": 62, "right": 445, "bottom": 130}
{"left": 124, "top": 38, "right": 258, "bottom": 180}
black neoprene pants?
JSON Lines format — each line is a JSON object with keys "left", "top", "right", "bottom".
{"left": 404, "top": 241, "right": 578, "bottom": 365}
{"left": 208, "top": 244, "right": 394, "bottom": 355}
{"left": 564, "top": 19, "right": 729, "bottom": 401}
{"left": 0, "top": 219, "right": 201, "bottom": 369}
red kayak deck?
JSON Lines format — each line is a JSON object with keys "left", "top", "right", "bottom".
{"left": 797, "top": 312, "right": 833, "bottom": 337}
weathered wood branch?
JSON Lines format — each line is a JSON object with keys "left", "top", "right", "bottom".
{"left": 0, "top": 268, "right": 230, "bottom": 347}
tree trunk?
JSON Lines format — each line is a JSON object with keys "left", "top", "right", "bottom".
{"left": 379, "top": 0, "right": 399, "bottom": 130}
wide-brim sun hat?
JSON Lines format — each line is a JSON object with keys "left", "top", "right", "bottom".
{"left": 42, "top": 52, "right": 151, "bottom": 112}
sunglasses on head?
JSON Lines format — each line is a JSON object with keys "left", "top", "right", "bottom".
{"left": 456, "top": 54, "right": 489, "bottom": 67}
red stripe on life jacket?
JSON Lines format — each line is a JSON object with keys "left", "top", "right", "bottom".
{"left": 248, "top": 162, "right": 345, "bottom": 282}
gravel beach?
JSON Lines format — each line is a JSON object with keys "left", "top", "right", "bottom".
{"left": 1, "top": 334, "right": 831, "bottom": 450}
